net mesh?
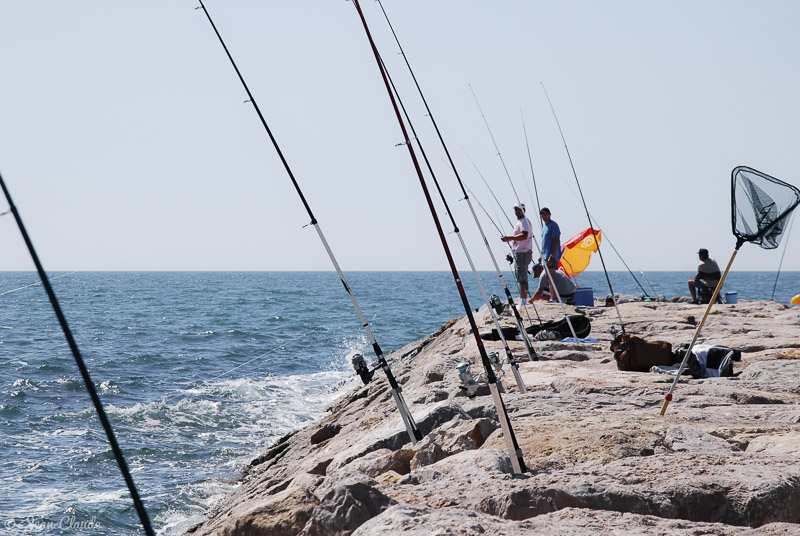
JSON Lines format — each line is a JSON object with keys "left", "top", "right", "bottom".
{"left": 732, "top": 166, "right": 800, "bottom": 249}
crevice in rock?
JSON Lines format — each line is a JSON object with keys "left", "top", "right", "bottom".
{"left": 247, "top": 431, "right": 296, "bottom": 471}
{"left": 310, "top": 423, "right": 342, "bottom": 445}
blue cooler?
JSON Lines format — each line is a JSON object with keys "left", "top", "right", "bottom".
{"left": 725, "top": 291, "right": 738, "bottom": 304}
{"left": 574, "top": 287, "right": 594, "bottom": 306}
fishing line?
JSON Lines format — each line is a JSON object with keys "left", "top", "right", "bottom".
{"left": 350, "top": 0, "right": 526, "bottom": 473}
{"left": 0, "top": 172, "right": 155, "bottom": 536}
{"left": 771, "top": 211, "right": 795, "bottom": 301}
{"left": 468, "top": 84, "right": 522, "bottom": 204}
{"left": 380, "top": 55, "right": 530, "bottom": 389}
{"left": 163, "top": 327, "right": 327, "bottom": 404}
{"left": 375, "top": 0, "right": 539, "bottom": 363}
{"left": 0, "top": 271, "right": 78, "bottom": 296}
{"left": 541, "top": 83, "right": 626, "bottom": 332}
{"left": 196, "top": 0, "right": 421, "bottom": 444}
{"left": 521, "top": 109, "right": 542, "bottom": 217}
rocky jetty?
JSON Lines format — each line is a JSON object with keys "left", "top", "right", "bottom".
{"left": 188, "top": 298, "right": 800, "bottom": 535}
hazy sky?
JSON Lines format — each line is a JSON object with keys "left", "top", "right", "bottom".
{"left": 1, "top": 1, "right": 798, "bottom": 272}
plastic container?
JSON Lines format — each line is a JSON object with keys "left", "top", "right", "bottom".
{"left": 725, "top": 291, "right": 738, "bottom": 304}
{"left": 574, "top": 287, "right": 594, "bottom": 306}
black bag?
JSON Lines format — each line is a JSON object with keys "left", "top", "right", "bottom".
{"left": 481, "top": 314, "right": 591, "bottom": 342}
{"left": 611, "top": 333, "right": 673, "bottom": 372}
{"left": 531, "top": 315, "right": 591, "bottom": 339}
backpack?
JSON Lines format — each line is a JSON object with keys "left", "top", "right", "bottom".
{"left": 610, "top": 333, "right": 673, "bottom": 372}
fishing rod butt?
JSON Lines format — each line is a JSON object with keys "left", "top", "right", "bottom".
{"left": 659, "top": 394, "right": 672, "bottom": 416}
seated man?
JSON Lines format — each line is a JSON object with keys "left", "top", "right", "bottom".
{"left": 688, "top": 248, "right": 721, "bottom": 304}
{"left": 529, "top": 263, "right": 576, "bottom": 304}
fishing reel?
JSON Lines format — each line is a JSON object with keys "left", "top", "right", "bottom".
{"left": 455, "top": 361, "right": 494, "bottom": 397}
{"left": 351, "top": 353, "right": 375, "bottom": 385}
{"left": 506, "top": 253, "right": 514, "bottom": 266}
{"left": 488, "top": 351, "right": 504, "bottom": 376}
{"left": 489, "top": 294, "right": 504, "bottom": 315}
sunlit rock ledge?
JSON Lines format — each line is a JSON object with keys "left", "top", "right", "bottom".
{"left": 187, "top": 298, "right": 800, "bottom": 536}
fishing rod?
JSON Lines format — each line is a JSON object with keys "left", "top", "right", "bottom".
{"left": 374, "top": 0, "right": 540, "bottom": 361}
{"left": 582, "top": 211, "right": 651, "bottom": 298}
{"left": 195, "top": 0, "right": 421, "bottom": 444}
{"left": 464, "top": 149, "right": 514, "bottom": 227}
{"left": 380, "top": 56, "right": 529, "bottom": 391}
{"left": 553, "top": 172, "right": 651, "bottom": 298}
{"left": 350, "top": 0, "right": 526, "bottom": 473}
{"left": 464, "top": 148, "right": 578, "bottom": 341}
{"left": 771, "top": 212, "right": 795, "bottom": 301}
{"left": 639, "top": 268, "right": 661, "bottom": 299}
{"left": 0, "top": 173, "right": 155, "bottom": 536}
{"left": 462, "top": 148, "right": 543, "bottom": 326}
{"left": 541, "top": 83, "right": 626, "bottom": 333}
{"left": 517, "top": 161, "right": 539, "bottom": 223}
{"left": 521, "top": 109, "right": 542, "bottom": 217}
{"left": 469, "top": 84, "right": 522, "bottom": 204}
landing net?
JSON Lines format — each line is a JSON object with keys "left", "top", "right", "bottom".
{"left": 732, "top": 166, "right": 800, "bottom": 249}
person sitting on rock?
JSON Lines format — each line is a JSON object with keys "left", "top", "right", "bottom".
{"left": 529, "top": 263, "right": 576, "bottom": 304}
{"left": 688, "top": 248, "right": 721, "bottom": 304}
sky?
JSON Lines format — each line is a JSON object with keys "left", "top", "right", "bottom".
{"left": 1, "top": 1, "right": 799, "bottom": 272}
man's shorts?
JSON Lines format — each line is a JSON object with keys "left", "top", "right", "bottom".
{"left": 514, "top": 251, "right": 533, "bottom": 283}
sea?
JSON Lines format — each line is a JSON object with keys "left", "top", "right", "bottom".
{"left": 1, "top": 270, "right": 798, "bottom": 535}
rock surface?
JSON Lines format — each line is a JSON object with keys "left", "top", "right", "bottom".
{"left": 188, "top": 299, "right": 800, "bottom": 535}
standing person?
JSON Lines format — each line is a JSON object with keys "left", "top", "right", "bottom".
{"left": 539, "top": 207, "right": 561, "bottom": 273}
{"left": 501, "top": 203, "right": 533, "bottom": 306}
{"left": 688, "top": 248, "right": 721, "bottom": 304}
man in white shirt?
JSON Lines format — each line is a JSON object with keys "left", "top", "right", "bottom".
{"left": 501, "top": 203, "right": 533, "bottom": 305}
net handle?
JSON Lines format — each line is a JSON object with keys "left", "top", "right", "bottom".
{"left": 660, "top": 244, "right": 740, "bottom": 416}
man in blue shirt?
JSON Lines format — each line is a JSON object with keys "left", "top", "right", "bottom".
{"left": 539, "top": 207, "right": 561, "bottom": 273}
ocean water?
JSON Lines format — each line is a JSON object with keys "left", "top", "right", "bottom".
{"left": 1, "top": 270, "right": 798, "bottom": 535}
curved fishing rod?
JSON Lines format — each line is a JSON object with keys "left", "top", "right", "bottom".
{"left": 551, "top": 170, "right": 651, "bottom": 298}
{"left": 581, "top": 211, "right": 651, "bottom": 298}
{"left": 541, "top": 83, "right": 626, "bottom": 332}
{"left": 374, "top": 0, "right": 539, "bottom": 361}
{"left": 469, "top": 84, "right": 522, "bottom": 204}
{"left": 583, "top": 212, "right": 651, "bottom": 298}
{"left": 0, "top": 173, "right": 155, "bottom": 536}
{"left": 771, "top": 212, "right": 795, "bottom": 301}
{"left": 380, "top": 56, "right": 530, "bottom": 391}
{"left": 350, "top": 0, "right": 526, "bottom": 474}
{"left": 521, "top": 109, "right": 542, "bottom": 217}
{"left": 196, "top": 0, "right": 421, "bottom": 444}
